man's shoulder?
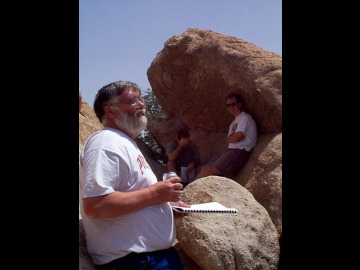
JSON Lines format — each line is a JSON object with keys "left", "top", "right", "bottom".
{"left": 239, "top": 111, "right": 254, "bottom": 120}
{"left": 167, "top": 140, "right": 177, "bottom": 146}
{"left": 167, "top": 140, "right": 178, "bottom": 149}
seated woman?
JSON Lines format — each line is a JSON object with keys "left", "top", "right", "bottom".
{"left": 166, "top": 128, "right": 201, "bottom": 186}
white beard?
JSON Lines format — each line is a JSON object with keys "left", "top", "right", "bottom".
{"left": 113, "top": 109, "right": 147, "bottom": 138}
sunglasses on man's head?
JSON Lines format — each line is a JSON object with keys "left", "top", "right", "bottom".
{"left": 226, "top": 102, "right": 237, "bottom": 107}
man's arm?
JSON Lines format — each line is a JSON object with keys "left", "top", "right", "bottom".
{"left": 83, "top": 177, "right": 184, "bottom": 218}
{"left": 226, "top": 131, "right": 245, "bottom": 147}
{"left": 167, "top": 138, "right": 189, "bottom": 161}
{"left": 167, "top": 160, "right": 176, "bottom": 172}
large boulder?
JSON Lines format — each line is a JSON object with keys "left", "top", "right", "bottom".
{"left": 176, "top": 176, "right": 280, "bottom": 270}
{"left": 79, "top": 101, "right": 103, "bottom": 156}
{"left": 236, "top": 132, "right": 282, "bottom": 238}
{"left": 147, "top": 28, "right": 282, "bottom": 134}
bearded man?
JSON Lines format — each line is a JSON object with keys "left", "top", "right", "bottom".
{"left": 79, "top": 80, "right": 188, "bottom": 270}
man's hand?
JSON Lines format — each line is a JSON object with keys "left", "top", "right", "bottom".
{"left": 167, "top": 138, "right": 190, "bottom": 162}
{"left": 187, "top": 162, "right": 195, "bottom": 171}
{"left": 170, "top": 201, "right": 190, "bottom": 218}
{"left": 178, "top": 137, "right": 190, "bottom": 149}
{"left": 148, "top": 176, "right": 184, "bottom": 204}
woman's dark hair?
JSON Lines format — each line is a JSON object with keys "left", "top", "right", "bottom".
{"left": 93, "top": 80, "right": 141, "bottom": 123}
{"left": 176, "top": 128, "right": 190, "bottom": 140}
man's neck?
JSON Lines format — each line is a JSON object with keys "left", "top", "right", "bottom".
{"left": 103, "top": 122, "right": 135, "bottom": 140}
{"left": 234, "top": 110, "right": 243, "bottom": 118}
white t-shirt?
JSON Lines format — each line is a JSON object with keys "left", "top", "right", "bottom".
{"left": 79, "top": 127, "right": 175, "bottom": 265}
{"left": 227, "top": 111, "right": 257, "bottom": 151}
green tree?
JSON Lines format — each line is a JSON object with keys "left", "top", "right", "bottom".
{"left": 138, "top": 88, "right": 167, "bottom": 165}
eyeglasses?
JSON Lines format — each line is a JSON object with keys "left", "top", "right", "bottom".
{"left": 110, "top": 97, "right": 146, "bottom": 107}
{"left": 226, "top": 102, "right": 237, "bottom": 107}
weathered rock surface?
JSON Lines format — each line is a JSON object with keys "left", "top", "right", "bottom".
{"left": 147, "top": 28, "right": 282, "bottom": 134}
{"left": 79, "top": 101, "right": 102, "bottom": 156}
{"left": 176, "top": 176, "right": 280, "bottom": 270}
{"left": 236, "top": 132, "right": 282, "bottom": 238}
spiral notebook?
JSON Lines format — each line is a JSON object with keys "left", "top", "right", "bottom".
{"left": 172, "top": 202, "right": 238, "bottom": 213}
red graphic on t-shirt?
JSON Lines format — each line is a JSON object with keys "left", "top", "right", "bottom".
{"left": 137, "top": 155, "right": 151, "bottom": 175}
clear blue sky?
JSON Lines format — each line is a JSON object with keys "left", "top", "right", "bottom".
{"left": 80, "top": 0, "right": 282, "bottom": 107}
